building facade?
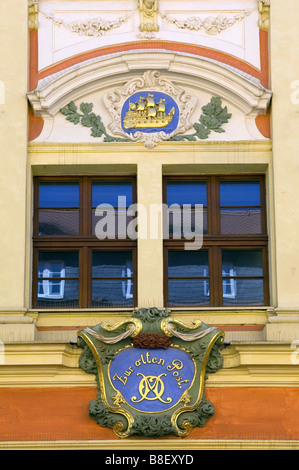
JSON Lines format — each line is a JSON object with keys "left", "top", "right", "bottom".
{"left": 1, "top": 0, "right": 299, "bottom": 450}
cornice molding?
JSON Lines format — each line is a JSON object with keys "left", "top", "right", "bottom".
{"left": 0, "top": 439, "right": 298, "bottom": 451}
{"left": 27, "top": 51, "right": 271, "bottom": 126}
{"left": 27, "top": 140, "right": 272, "bottom": 155}
{"left": 0, "top": 341, "right": 298, "bottom": 388}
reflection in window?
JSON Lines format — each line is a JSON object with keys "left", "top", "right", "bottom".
{"left": 38, "top": 182, "right": 80, "bottom": 236}
{"left": 167, "top": 251, "right": 209, "bottom": 306}
{"left": 166, "top": 180, "right": 208, "bottom": 236}
{"left": 37, "top": 251, "right": 79, "bottom": 307}
{"left": 92, "top": 251, "right": 134, "bottom": 307}
{"left": 34, "top": 177, "right": 137, "bottom": 308}
{"left": 92, "top": 181, "right": 134, "bottom": 239}
{"left": 222, "top": 250, "right": 264, "bottom": 305}
{"left": 220, "top": 180, "right": 262, "bottom": 234}
{"left": 163, "top": 176, "right": 268, "bottom": 307}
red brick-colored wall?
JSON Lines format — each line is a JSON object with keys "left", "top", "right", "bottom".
{"left": 0, "top": 386, "right": 298, "bottom": 442}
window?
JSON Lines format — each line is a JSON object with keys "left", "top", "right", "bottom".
{"left": 33, "top": 177, "right": 137, "bottom": 308}
{"left": 163, "top": 175, "right": 269, "bottom": 307}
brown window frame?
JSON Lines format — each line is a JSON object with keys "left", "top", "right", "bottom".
{"left": 163, "top": 174, "right": 269, "bottom": 307}
{"left": 32, "top": 176, "right": 137, "bottom": 309}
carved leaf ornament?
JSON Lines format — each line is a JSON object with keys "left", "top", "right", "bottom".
{"left": 60, "top": 72, "right": 232, "bottom": 148}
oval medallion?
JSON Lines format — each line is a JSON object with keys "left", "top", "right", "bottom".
{"left": 109, "top": 346, "right": 195, "bottom": 413}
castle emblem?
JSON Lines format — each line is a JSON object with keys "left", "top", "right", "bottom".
{"left": 123, "top": 93, "right": 175, "bottom": 130}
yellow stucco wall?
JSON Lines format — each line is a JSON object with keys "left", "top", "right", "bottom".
{"left": 0, "top": 0, "right": 28, "bottom": 311}
{"left": 270, "top": 0, "right": 299, "bottom": 310}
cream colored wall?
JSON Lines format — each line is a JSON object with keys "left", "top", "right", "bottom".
{"left": 0, "top": 0, "right": 28, "bottom": 311}
{"left": 271, "top": 0, "right": 299, "bottom": 310}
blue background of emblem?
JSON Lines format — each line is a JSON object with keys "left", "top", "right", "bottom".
{"left": 121, "top": 91, "right": 180, "bottom": 135}
{"left": 109, "top": 347, "right": 195, "bottom": 413}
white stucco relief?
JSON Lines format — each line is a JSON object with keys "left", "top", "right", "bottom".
{"left": 28, "top": 51, "right": 271, "bottom": 145}
{"left": 37, "top": 0, "right": 261, "bottom": 71}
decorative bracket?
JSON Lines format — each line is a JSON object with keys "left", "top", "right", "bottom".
{"left": 139, "top": 0, "right": 159, "bottom": 33}
{"left": 258, "top": 0, "right": 270, "bottom": 31}
{"left": 28, "top": 0, "right": 38, "bottom": 31}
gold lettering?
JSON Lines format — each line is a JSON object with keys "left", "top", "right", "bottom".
{"left": 113, "top": 374, "right": 127, "bottom": 386}
{"left": 178, "top": 379, "right": 189, "bottom": 386}
{"left": 135, "top": 353, "right": 165, "bottom": 366}
{"left": 124, "top": 366, "right": 134, "bottom": 376}
{"left": 167, "top": 359, "right": 183, "bottom": 372}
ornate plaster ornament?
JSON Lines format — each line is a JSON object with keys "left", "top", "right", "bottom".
{"left": 38, "top": 8, "right": 136, "bottom": 37}
{"left": 28, "top": 0, "right": 38, "bottom": 31}
{"left": 139, "top": 0, "right": 159, "bottom": 33}
{"left": 159, "top": 8, "right": 255, "bottom": 35}
{"left": 103, "top": 70, "right": 198, "bottom": 148}
{"left": 77, "top": 308, "right": 225, "bottom": 438}
{"left": 60, "top": 78, "right": 232, "bottom": 148}
{"left": 258, "top": 0, "right": 270, "bottom": 31}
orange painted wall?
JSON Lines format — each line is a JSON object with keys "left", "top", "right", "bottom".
{"left": 0, "top": 387, "right": 299, "bottom": 442}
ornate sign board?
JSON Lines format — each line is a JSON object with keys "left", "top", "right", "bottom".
{"left": 77, "top": 308, "right": 225, "bottom": 438}
{"left": 60, "top": 71, "right": 232, "bottom": 148}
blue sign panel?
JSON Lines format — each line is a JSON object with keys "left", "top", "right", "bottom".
{"left": 109, "top": 347, "right": 195, "bottom": 413}
{"left": 121, "top": 91, "right": 179, "bottom": 135}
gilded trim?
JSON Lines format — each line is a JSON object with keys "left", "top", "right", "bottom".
{"left": 171, "top": 330, "right": 225, "bottom": 437}
{"left": 77, "top": 331, "right": 134, "bottom": 438}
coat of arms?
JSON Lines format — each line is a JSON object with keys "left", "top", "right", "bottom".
{"left": 77, "top": 308, "right": 224, "bottom": 438}
{"left": 104, "top": 71, "right": 197, "bottom": 148}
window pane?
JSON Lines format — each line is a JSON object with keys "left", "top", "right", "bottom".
{"left": 92, "top": 208, "right": 136, "bottom": 239}
{"left": 168, "top": 250, "right": 209, "bottom": 277}
{"left": 220, "top": 208, "right": 261, "bottom": 234}
{"left": 37, "top": 280, "right": 79, "bottom": 307}
{"left": 92, "top": 280, "right": 134, "bottom": 307}
{"left": 92, "top": 182, "right": 133, "bottom": 207}
{"left": 38, "top": 209, "right": 79, "bottom": 235}
{"left": 39, "top": 182, "right": 79, "bottom": 207}
{"left": 222, "top": 279, "right": 264, "bottom": 305}
{"left": 167, "top": 207, "right": 208, "bottom": 237}
{"left": 38, "top": 251, "right": 79, "bottom": 278}
{"left": 222, "top": 250, "right": 263, "bottom": 277}
{"left": 220, "top": 181, "right": 260, "bottom": 206}
{"left": 167, "top": 181, "right": 207, "bottom": 206}
{"left": 168, "top": 279, "right": 210, "bottom": 306}
{"left": 92, "top": 251, "right": 133, "bottom": 278}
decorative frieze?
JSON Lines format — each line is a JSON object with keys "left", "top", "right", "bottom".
{"left": 39, "top": 8, "right": 136, "bottom": 37}
{"left": 159, "top": 8, "right": 255, "bottom": 36}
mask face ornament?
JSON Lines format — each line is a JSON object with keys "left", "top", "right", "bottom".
{"left": 77, "top": 308, "right": 225, "bottom": 438}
